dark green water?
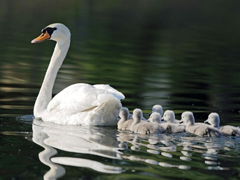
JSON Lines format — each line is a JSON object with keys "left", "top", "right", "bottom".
{"left": 1, "top": 0, "right": 240, "bottom": 179}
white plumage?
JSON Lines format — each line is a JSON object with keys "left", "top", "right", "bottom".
{"left": 32, "top": 23, "right": 124, "bottom": 126}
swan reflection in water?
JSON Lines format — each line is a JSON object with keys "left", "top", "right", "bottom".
{"left": 32, "top": 118, "right": 123, "bottom": 179}
{"left": 31, "top": 118, "right": 237, "bottom": 179}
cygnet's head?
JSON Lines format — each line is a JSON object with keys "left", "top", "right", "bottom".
{"left": 180, "top": 111, "right": 195, "bottom": 125}
{"left": 204, "top": 112, "right": 220, "bottom": 128}
{"left": 149, "top": 112, "right": 161, "bottom": 123}
{"left": 119, "top": 107, "right": 129, "bottom": 121}
{"left": 132, "top": 108, "right": 143, "bottom": 122}
{"left": 31, "top": 23, "right": 71, "bottom": 44}
{"left": 151, "top": 105, "right": 163, "bottom": 117}
{"left": 162, "top": 110, "right": 175, "bottom": 123}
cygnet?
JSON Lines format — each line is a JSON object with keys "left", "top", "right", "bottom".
{"left": 204, "top": 112, "right": 240, "bottom": 136}
{"left": 180, "top": 111, "right": 221, "bottom": 137}
{"left": 149, "top": 112, "right": 185, "bottom": 133}
{"left": 150, "top": 104, "right": 163, "bottom": 118}
{"left": 118, "top": 107, "right": 132, "bottom": 130}
{"left": 130, "top": 109, "right": 165, "bottom": 135}
{"left": 161, "top": 110, "right": 180, "bottom": 124}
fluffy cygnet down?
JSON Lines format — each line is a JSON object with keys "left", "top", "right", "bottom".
{"left": 128, "top": 108, "right": 146, "bottom": 120}
{"left": 204, "top": 112, "right": 240, "bottom": 136}
{"left": 130, "top": 109, "right": 166, "bottom": 135}
{"left": 118, "top": 107, "right": 132, "bottom": 130}
{"left": 150, "top": 104, "right": 163, "bottom": 118}
{"left": 180, "top": 111, "right": 221, "bottom": 137}
{"left": 149, "top": 112, "right": 185, "bottom": 133}
{"left": 118, "top": 107, "right": 146, "bottom": 131}
{"left": 161, "top": 110, "right": 180, "bottom": 124}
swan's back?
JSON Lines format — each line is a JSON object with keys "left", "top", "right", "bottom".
{"left": 45, "top": 83, "right": 124, "bottom": 126}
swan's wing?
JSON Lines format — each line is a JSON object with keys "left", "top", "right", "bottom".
{"left": 93, "top": 84, "right": 125, "bottom": 100}
{"left": 47, "top": 83, "right": 123, "bottom": 114}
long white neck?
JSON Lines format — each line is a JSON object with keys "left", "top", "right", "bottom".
{"left": 34, "top": 40, "right": 70, "bottom": 118}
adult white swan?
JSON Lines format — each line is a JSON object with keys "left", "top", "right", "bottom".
{"left": 31, "top": 23, "right": 125, "bottom": 126}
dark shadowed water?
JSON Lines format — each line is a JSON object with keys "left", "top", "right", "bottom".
{"left": 1, "top": 0, "right": 240, "bottom": 179}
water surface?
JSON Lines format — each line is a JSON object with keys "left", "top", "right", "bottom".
{"left": 1, "top": 0, "right": 240, "bottom": 179}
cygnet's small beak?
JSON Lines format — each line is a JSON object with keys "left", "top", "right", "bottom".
{"left": 204, "top": 120, "right": 209, "bottom": 124}
{"left": 179, "top": 120, "right": 183, "bottom": 124}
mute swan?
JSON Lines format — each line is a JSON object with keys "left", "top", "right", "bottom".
{"left": 31, "top": 23, "right": 124, "bottom": 126}
{"left": 180, "top": 111, "right": 221, "bottom": 137}
{"left": 130, "top": 109, "right": 165, "bottom": 134}
{"left": 204, "top": 113, "right": 240, "bottom": 136}
{"left": 149, "top": 112, "right": 185, "bottom": 133}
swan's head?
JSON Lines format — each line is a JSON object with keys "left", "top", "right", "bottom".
{"left": 31, "top": 23, "right": 71, "bottom": 44}
{"left": 204, "top": 112, "right": 220, "bottom": 128}
{"left": 180, "top": 111, "right": 195, "bottom": 125}
{"left": 162, "top": 110, "right": 175, "bottom": 123}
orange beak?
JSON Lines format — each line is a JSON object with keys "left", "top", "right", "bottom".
{"left": 31, "top": 31, "right": 51, "bottom": 44}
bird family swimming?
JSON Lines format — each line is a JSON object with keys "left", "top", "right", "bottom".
{"left": 31, "top": 23, "right": 239, "bottom": 136}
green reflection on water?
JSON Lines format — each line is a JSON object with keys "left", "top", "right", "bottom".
{"left": 1, "top": 0, "right": 240, "bottom": 179}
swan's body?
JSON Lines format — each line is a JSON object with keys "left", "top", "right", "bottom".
{"left": 32, "top": 23, "right": 124, "bottom": 126}
{"left": 204, "top": 113, "right": 240, "bottom": 136}
{"left": 130, "top": 109, "right": 165, "bottom": 134}
{"left": 180, "top": 111, "right": 221, "bottom": 137}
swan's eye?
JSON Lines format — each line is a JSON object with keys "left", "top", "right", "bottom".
{"left": 46, "top": 27, "right": 57, "bottom": 36}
